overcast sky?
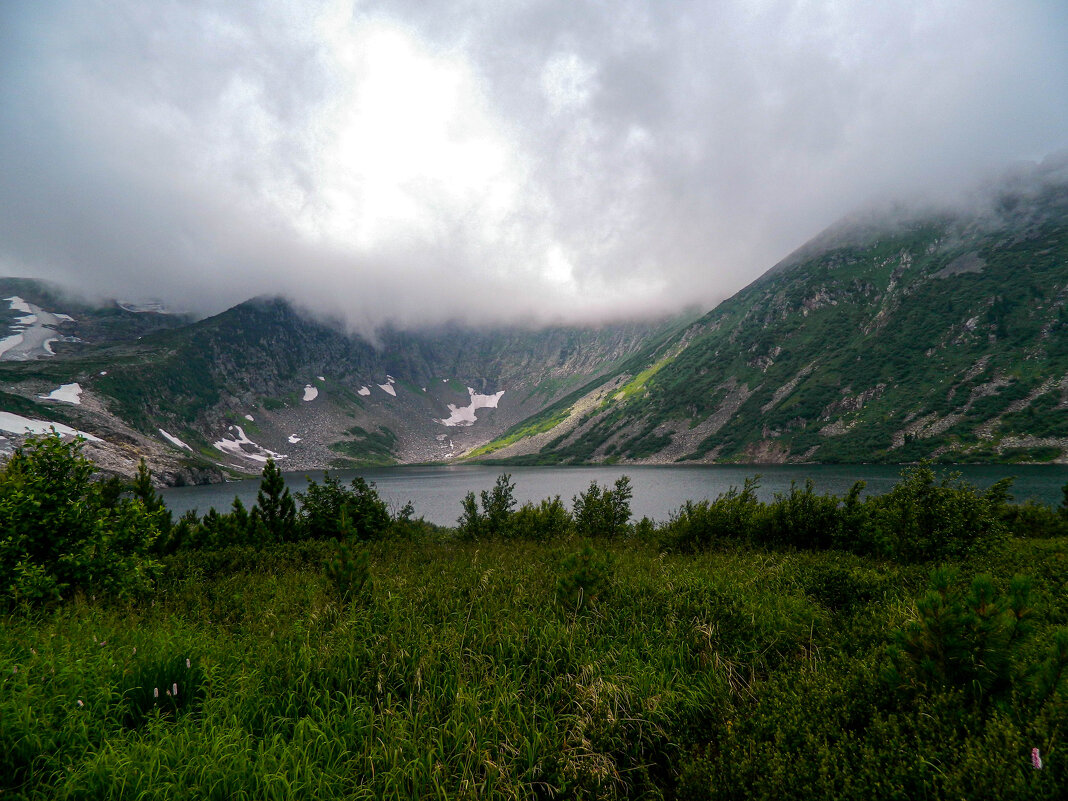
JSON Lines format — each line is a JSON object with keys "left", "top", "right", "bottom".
{"left": 2, "top": 0, "right": 1066, "bottom": 332}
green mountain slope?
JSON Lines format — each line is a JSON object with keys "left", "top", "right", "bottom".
{"left": 485, "top": 163, "right": 1068, "bottom": 465}
{"left": 1, "top": 288, "right": 682, "bottom": 478}
{"left": 5, "top": 160, "right": 1068, "bottom": 476}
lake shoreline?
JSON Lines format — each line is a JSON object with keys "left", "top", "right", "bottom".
{"left": 162, "top": 462, "right": 1068, "bottom": 527}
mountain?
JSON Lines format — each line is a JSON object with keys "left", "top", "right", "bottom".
{"left": 0, "top": 281, "right": 681, "bottom": 482}
{"left": 4, "top": 159, "right": 1068, "bottom": 479}
{"left": 480, "top": 158, "right": 1068, "bottom": 465}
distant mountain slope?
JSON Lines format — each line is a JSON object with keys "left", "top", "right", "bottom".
{"left": 0, "top": 285, "right": 682, "bottom": 481}
{"left": 5, "top": 160, "right": 1068, "bottom": 478}
{"left": 484, "top": 160, "right": 1068, "bottom": 465}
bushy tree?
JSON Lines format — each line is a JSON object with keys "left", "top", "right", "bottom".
{"left": 0, "top": 433, "right": 162, "bottom": 607}
{"left": 556, "top": 544, "right": 611, "bottom": 611}
{"left": 251, "top": 458, "right": 296, "bottom": 543}
{"left": 481, "top": 473, "right": 517, "bottom": 537}
{"left": 324, "top": 512, "right": 373, "bottom": 605}
{"left": 857, "top": 464, "right": 1009, "bottom": 561}
{"left": 758, "top": 479, "right": 843, "bottom": 549}
{"left": 885, "top": 567, "right": 1034, "bottom": 702}
{"left": 512, "top": 496, "right": 573, "bottom": 541}
{"left": 662, "top": 477, "right": 762, "bottom": 551}
{"left": 457, "top": 491, "right": 484, "bottom": 540}
{"left": 130, "top": 458, "right": 170, "bottom": 521}
{"left": 573, "top": 476, "right": 633, "bottom": 539}
{"left": 457, "top": 474, "right": 517, "bottom": 539}
{"left": 297, "top": 473, "right": 390, "bottom": 541}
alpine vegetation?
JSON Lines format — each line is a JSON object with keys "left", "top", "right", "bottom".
{"left": 1, "top": 436, "right": 1066, "bottom": 798}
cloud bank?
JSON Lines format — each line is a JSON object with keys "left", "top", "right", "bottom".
{"left": 1, "top": 0, "right": 1066, "bottom": 331}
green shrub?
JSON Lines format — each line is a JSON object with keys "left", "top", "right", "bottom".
{"left": 885, "top": 567, "right": 1034, "bottom": 701}
{"left": 556, "top": 544, "right": 611, "bottom": 611}
{"left": 512, "top": 496, "right": 573, "bottom": 540}
{"left": 1031, "top": 627, "right": 1068, "bottom": 702}
{"left": 0, "top": 433, "right": 163, "bottom": 608}
{"left": 324, "top": 532, "right": 373, "bottom": 606}
{"left": 250, "top": 458, "right": 296, "bottom": 542}
{"left": 757, "top": 479, "right": 845, "bottom": 549}
{"left": 572, "top": 476, "right": 632, "bottom": 539}
{"left": 457, "top": 473, "right": 517, "bottom": 539}
{"left": 855, "top": 465, "right": 1010, "bottom": 561}
{"left": 801, "top": 559, "right": 890, "bottom": 612}
{"left": 662, "top": 477, "right": 761, "bottom": 551}
{"left": 1003, "top": 499, "right": 1067, "bottom": 539}
{"left": 297, "top": 473, "right": 391, "bottom": 541}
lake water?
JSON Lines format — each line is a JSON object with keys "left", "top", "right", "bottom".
{"left": 160, "top": 463, "right": 1068, "bottom": 527}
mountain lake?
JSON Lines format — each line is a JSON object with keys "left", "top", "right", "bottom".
{"left": 160, "top": 463, "right": 1068, "bottom": 527}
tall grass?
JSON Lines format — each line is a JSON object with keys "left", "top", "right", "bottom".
{"left": 3, "top": 534, "right": 1065, "bottom": 799}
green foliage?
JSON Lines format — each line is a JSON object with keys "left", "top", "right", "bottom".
{"left": 481, "top": 472, "right": 517, "bottom": 537}
{"left": 130, "top": 458, "right": 172, "bottom": 528}
{"left": 572, "top": 475, "right": 633, "bottom": 539}
{"left": 757, "top": 479, "right": 845, "bottom": 549}
{"left": 1002, "top": 498, "right": 1068, "bottom": 539}
{"left": 512, "top": 496, "right": 573, "bottom": 541}
{"left": 662, "top": 477, "right": 762, "bottom": 551}
{"left": 457, "top": 473, "right": 519, "bottom": 539}
{"left": 1031, "top": 627, "right": 1068, "bottom": 702}
{"left": 555, "top": 544, "right": 611, "bottom": 611}
{"left": 297, "top": 473, "right": 391, "bottom": 541}
{"left": 7, "top": 430, "right": 1068, "bottom": 798}
{"left": 123, "top": 651, "right": 206, "bottom": 729}
{"left": 885, "top": 567, "right": 1035, "bottom": 702}
{"left": 855, "top": 464, "right": 1010, "bottom": 561}
{"left": 251, "top": 458, "right": 297, "bottom": 543}
{"left": 2, "top": 528, "right": 1067, "bottom": 799}
{"left": 324, "top": 530, "right": 373, "bottom": 605}
{"left": 457, "top": 490, "right": 483, "bottom": 540}
{"left": 0, "top": 433, "right": 162, "bottom": 608}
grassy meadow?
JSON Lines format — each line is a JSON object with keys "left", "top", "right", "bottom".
{"left": 1, "top": 437, "right": 1067, "bottom": 799}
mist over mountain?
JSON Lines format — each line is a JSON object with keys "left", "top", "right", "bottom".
{"left": 2, "top": 1, "right": 1066, "bottom": 332}
{"left": 480, "top": 161, "right": 1068, "bottom": 466}
{"left": 2, "top": 160, "right": 1067, "bottom": 481}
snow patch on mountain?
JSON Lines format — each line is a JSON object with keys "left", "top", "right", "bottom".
{"left": 213, "top": 425, "right": 286, "bottom": 462}
{"left": 0, "top": 411, "right": 101, "bottom": 441}
{"left": 303, "top": 385, "right": 318, "bottom": 401}
{"left": 2, "top": 296, "right": 75, "bottom": 361}
{"left": 357, "top": 386, "right": 370, "bottom": 396}
{"left": 378, "top": 377, "right": 397, "bottom": 397}
{"left": 0, "top": 334, "right": 22, "bottom": 357}
{"left": 438, "top": 388, "right": 505, "bottom": 427}
{"left": 159, "top": 428, "right": 193, "bottom": 451}
{"left": 5, "top": 296, "right": 32, "bottom": 314}
{"left": 40, "top": 383, "right": 83, "bottom": 404}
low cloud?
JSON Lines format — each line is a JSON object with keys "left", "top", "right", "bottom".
{"left": 1, "top": 0, "right": 1066, "bottom": 331}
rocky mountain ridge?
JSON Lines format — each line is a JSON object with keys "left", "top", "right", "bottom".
{"left": 479, "top": 158, "right": 1068, "bottom": 466}
{"left": 0, "top": 281, "right": 681, "bottom": 482}
{"left": 4, "top": 159, "right": 1068, "bottom": 480}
